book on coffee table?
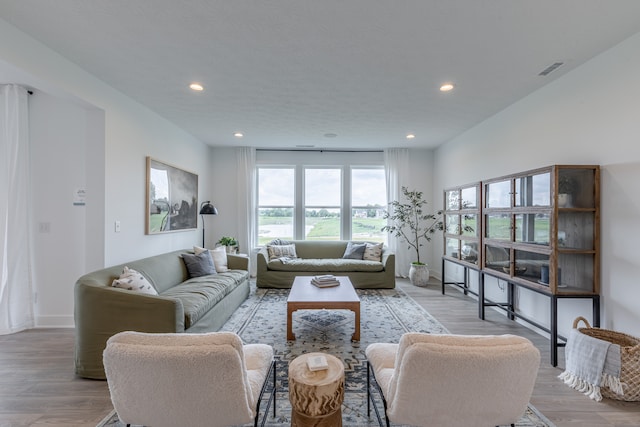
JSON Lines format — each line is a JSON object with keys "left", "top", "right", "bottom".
{"left": 307, "top": 354, "right": 329, "bottom": 371}
{"left": 311, "top": 275, "right": 340, "bottom": 288}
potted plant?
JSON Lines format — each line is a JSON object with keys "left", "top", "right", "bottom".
{"left": 558, "top": 175, "right": 577, "bottom": 207}
{"left": 381, "top": 187, "right": 444, "bottom": 286}
{"left": 217, "top": 236, "right": 238, "bottom": 254}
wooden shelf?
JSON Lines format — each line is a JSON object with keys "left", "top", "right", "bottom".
{"left": 442, "top": 165, "right": 600, "bottom": 366}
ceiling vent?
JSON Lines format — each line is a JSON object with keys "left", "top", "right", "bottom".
{"left": 538, "top": 62, "right": 564, "bottom": 76}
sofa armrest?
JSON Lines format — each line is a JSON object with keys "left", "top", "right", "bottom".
{"left": 256, "top": 247, "right": 269, "bottom": 273}
{"left": 227, "top": 253, "right": 249, "bottom": 270}
{"left": 381, "top": 249, "right": 395, "bottom": 277}
{"left": 74, "top": 282, "right": 185, "bottom": 378}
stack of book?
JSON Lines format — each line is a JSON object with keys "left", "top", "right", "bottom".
{"left": 311, "top": 275, "right": 340, "bottom": 288}
{"left": 307, "top": 354, "right": 329, "bottom": 371}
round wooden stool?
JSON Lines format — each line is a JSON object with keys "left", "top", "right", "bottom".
{"left": 288, "top": 352, "right": 345, "bottom": 427}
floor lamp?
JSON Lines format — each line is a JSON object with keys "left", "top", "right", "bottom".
{"left": 199, "top": 201, "right": 218, "bottom": 247}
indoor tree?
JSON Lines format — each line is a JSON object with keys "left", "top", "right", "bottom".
{"left": 381, "top": 186, "right": 443, "bottom": 266}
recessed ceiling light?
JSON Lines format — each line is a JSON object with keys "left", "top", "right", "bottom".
{"left": 233, "top": 132, "right": 244, "bottom": 138}
{"left": 440, "top": 83, "right": 455, "bottom": 92}
{"left": 406, "top": 134, "right": 416, "bottom": 140}
{"left": 189, "top": 83, "right": 204, "bottom": 91}
{"left": 324, "top": 133, "right": 338, "bottom": 138}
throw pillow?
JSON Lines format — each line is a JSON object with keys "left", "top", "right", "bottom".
{"left": 267, "top": 244, "right": 297, "bottom": 261}
{"left": 342, "top": 242, "right": 366, "bottom": 260}
{"left": 210, "top": 246, "right": 229, "bottom": 272}
{"left": 194, "top": 246, "right": 229, "bottom": 272}
{"left": 363, "top": 242, "right": 384, "bottom": 262}
{"left": 182, "top": 251, "right": 217, "bottom": 278}
{"left": 111, "top": 267, "right": 158, "bottom": 295}
{"left": 269, "top": 238, "right": 292, "bottom": 245}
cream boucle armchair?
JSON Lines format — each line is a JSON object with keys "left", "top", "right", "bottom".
{"left": 103, "top": 331, "right": 276, "bottom": 427}
{"left": 366, "top": 333, "right": 540, "bottom": 427}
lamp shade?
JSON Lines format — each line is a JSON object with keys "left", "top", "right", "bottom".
{"left": 199, "top": 201, "right": 218, "bottom": 215}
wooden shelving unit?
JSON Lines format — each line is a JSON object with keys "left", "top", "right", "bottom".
{"left": 442, "top": 165, "right": 601, "bottom": 366}
{"left": 442, "top": 182, "right": 482, "bottom": 298}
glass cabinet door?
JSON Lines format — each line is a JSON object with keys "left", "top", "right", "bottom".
{"left": 486, "top": 180, "right": 511, "bottom": 208}
{"left": 461, "top": 186, "right": 478, "bottom": 209}
{"left": 557, "top": 168, "right": 596, "bottom": 209}
{"left": 460, "top": 240, "right": 479, "bottom": 264}
{"left": 445, "top": 189, "right": 460, "bottom": 210}
{"left": 445, "top": 214, "right": 460, "bottom": 235}
{"left": 515, "top": 172, "right": 550, "bottom": 207}
{"left": 484, "top": 245, "right": 510, "bottom": 274}
{"left": 462, "top": 214, "right": 478, "bottom": 237}
{"left": 557, "top": 212, "right": 595, "bottom": 250}
{"left": 485, "top": 214, "right": 511, "bottom": 240}
{"left": 513, "top": 250, "right": 549, "bottom": 283}
{"left": 515, "top": 213, "right": 550, "bottom": 246}
{"left": 445, "top": 237, "right": 460, "bottom": 259}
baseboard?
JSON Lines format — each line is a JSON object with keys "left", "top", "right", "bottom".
{"left": 36, "top": 315, "right": 74, "bottom": 328}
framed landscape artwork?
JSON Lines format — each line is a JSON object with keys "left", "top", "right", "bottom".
{"left": 146, "top": 157, "right": 198, "bottom": 234}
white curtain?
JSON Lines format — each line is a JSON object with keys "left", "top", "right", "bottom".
{"left": 0, "top": 84, "right": 34, "bottom": 334}
{"left": 384, "top": 148, "right": 411, "bottom": 277}
{"left": 236, "top": 147, "right": 257, "bottom": 276}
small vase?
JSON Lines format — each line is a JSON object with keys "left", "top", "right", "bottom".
{"left": 409, "top": 264, "right": 430, "bottom": 287}
{"left": 558, "top": 193, "right": 572, "bottom": 208}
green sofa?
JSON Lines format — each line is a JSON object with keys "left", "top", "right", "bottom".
{"left": 74, "top": 249, "right": 250, "bottom": 379}
{"left": 256, "top": 240, "right": 395, "bottom": 289}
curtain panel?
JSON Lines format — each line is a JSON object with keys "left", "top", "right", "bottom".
{"left": 384, "top": 148, "right": 411, "bottom": 277}
{"left": 0, "top": 84, "right": 34, "bottom": 334}
{"left": 236, "top": 147, "right": 257, "bottom": 276}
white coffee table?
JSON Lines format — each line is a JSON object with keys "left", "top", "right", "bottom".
{"left": 287, "top": 276, "right": 360, "bottom": 341}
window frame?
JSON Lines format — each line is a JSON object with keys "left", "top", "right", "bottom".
{"left": 255, "top": 162, "right": 386, "bottom": 243}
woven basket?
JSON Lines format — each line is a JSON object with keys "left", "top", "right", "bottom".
{"left": 573, "top": 316, "right": 640, "bottom": 401}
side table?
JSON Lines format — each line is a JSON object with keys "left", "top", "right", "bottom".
{"left": 288, "top": 352, "right": 344, "bottom": 427}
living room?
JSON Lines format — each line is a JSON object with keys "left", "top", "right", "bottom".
{"left": 2, "top": 2, "right": 640, "bottom": 426}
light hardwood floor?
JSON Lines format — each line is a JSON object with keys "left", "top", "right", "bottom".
{"left": 0, "top": 279, "right": 638, "bottom": 427}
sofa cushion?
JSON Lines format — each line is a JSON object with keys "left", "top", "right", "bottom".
{"left": 267, "top": 244, "right": 297, "bottom": 261}
{"left": 182, "top": 251, "right": 217, "bottom": 278}
{"left": 342, "top": 242, "right": 366, "bottom": 259}
{"left": 194, "top": 246, "right": 229, "bottom": 272}
{"left": 363, "top": 242, "right": 384, "bottom": 262}
{"left": 161, "top": 270, "right": 248, "bottom": 329}
{"left": 111, "top": 267, "right": 158, "bottom": 295}
{"left": 267, "top": 258, "right": 384, "bottom": 272}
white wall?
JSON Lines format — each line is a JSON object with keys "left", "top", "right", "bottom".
{"left": 434, "top": 32, "right": 640, "bottom": 337}
{"left": 1, "top": 19, "right": 213, "bottom": 327}
{"left": 29, "top": 92, "right": 91, "bottom": 326}
{"left": 206, "top": 148, "right": 241, "bottom": 250}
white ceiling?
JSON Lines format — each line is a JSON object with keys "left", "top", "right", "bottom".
{"left": 1, "top": 1, "right": 640, "bottom": 150}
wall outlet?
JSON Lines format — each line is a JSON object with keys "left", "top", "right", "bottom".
{"left": 114, "top": 220, "right": 121, "bottom": 232}
{"left": 38, "top": 222, "right": 51, "bottom": 233}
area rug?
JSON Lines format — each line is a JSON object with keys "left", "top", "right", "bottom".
{"left": 97, "top": 285, "right": 555, "bottom": 427}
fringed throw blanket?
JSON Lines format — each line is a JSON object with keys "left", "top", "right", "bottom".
{"left": 559, "top": 328, "right": 623, "bottom": 401}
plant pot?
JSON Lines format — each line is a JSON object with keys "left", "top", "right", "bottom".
{"left": 409, "top": 263, "right": 430, "bottom": 287}
{"left": 558, "top": 193, "right": 572, "bottom": 208}
{"left": 224, "top": 245, "right": 238, "bottom": 254}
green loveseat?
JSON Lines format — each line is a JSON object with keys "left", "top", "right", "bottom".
{"left": 74, "top": 249, "right": 250, "bottom": 379}
{"left": 256, "top": 240, "right": 395, "bottom": 289}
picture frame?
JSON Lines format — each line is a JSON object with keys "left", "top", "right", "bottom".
{"left": 146, "top": 157, "right": 198, "bottom": 234}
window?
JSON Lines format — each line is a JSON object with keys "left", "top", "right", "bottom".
{"left": 256, "top": 165, "right": 386, "bottom": 243}
{"left": 257, "top": 168, "right": 294, "bottom": 245}
{"left": 351, "top": 168, "right": 386, "bottom": 243}
{"left": 305, "top": 168, "right": 341, "bottom": 240}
